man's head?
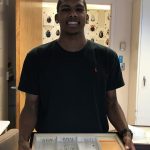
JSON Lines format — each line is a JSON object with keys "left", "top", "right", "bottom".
{"left": 57, "top": 0, "right": 87, "bottom": 12}
{"left": 55, "top": 0, "right": 89, "bottom": 36}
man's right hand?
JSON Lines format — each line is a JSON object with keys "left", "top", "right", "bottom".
{"left": 19, "top": 140, "right": 31, "bottom": 150}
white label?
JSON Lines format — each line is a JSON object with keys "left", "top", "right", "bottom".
{"left": 57, "top": 136, "right": 77, "bottom": 143}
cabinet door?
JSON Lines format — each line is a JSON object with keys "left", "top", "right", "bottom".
{"left": 16, "top": 0, "right": 42, "bottom": 127}
{"left": 136, "top": 0, "right": 150, "bottom": 125}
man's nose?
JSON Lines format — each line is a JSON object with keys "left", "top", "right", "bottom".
{"left": 69, "top": 9, "right": 77, "bottom": 17}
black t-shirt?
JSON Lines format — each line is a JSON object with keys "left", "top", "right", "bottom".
{"left": 18, "top": 40, "right": 124, "bottom": 133}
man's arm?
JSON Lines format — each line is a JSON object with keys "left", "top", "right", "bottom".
{"left": 106, "top": 89, "right": 135, "bottom": 150}
{"left": 106, "top": 89, "right": 128, "bottom": 131}
{"left": 19, "top": 93, "right": 39, "bottom": 150}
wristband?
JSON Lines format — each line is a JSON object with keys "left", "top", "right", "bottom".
{"left": 119, "top": 128, "right": 133, "bottom": 139}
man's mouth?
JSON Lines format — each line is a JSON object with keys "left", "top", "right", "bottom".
{"left": 67, "top": 21, "right": 80, "bottom": 26}
{"left": 68, "top": 21, "right": 78, "bottom": 25}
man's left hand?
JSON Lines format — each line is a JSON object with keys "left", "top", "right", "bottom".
{"left": 123, "top": 135, "right": 136, "bottom": 150}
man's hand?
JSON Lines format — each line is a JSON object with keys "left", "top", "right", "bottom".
{"left": 123, "top": 135, "right": 136, "bottom": 150}
{"left": 19, "top": 140, "right": 31, "bottom": 150}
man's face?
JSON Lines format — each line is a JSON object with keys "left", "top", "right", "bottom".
{"left": 55, "top": 0, "right": 88, "bottom": 35}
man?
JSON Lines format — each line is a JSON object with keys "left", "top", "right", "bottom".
{"left": 18, "top": 0, "right": 135, "bottom": 149}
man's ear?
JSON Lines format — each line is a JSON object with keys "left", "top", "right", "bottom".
{"left": 55, "top": 14, "right": 59, "bottom": 24}
{"left": 86, "top": 14, "right": 89, "bottom": 24}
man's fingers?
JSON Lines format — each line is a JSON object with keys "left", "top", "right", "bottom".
{"left": 123, "top": 135, "right": 136, "bottom": 150}
{"left": 119, "top": 129, "right": 135, "bottom": 150}
{"left": 125, "top": 145, "right": 130, "bottom": 149}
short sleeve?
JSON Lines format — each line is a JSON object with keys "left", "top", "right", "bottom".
{"left": 18, "top": 51, "right": 39, "bottom": 95}
{"left": 106, "top": 50, "right": 125, "bottom": 91}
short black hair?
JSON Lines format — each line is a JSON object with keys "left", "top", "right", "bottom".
{"left": 57, "top": 0, "right": 87, "bottom": 12}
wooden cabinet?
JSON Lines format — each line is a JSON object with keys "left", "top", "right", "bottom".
{"left": 128, "top": 0, "right": 150, "bottom": 125}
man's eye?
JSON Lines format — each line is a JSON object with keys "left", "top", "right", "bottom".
{"left": 76, "top": 8, "right": 85, "bottom": 12}
{"left": 61, "top": 8, "right": 71, "bottom": 12}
